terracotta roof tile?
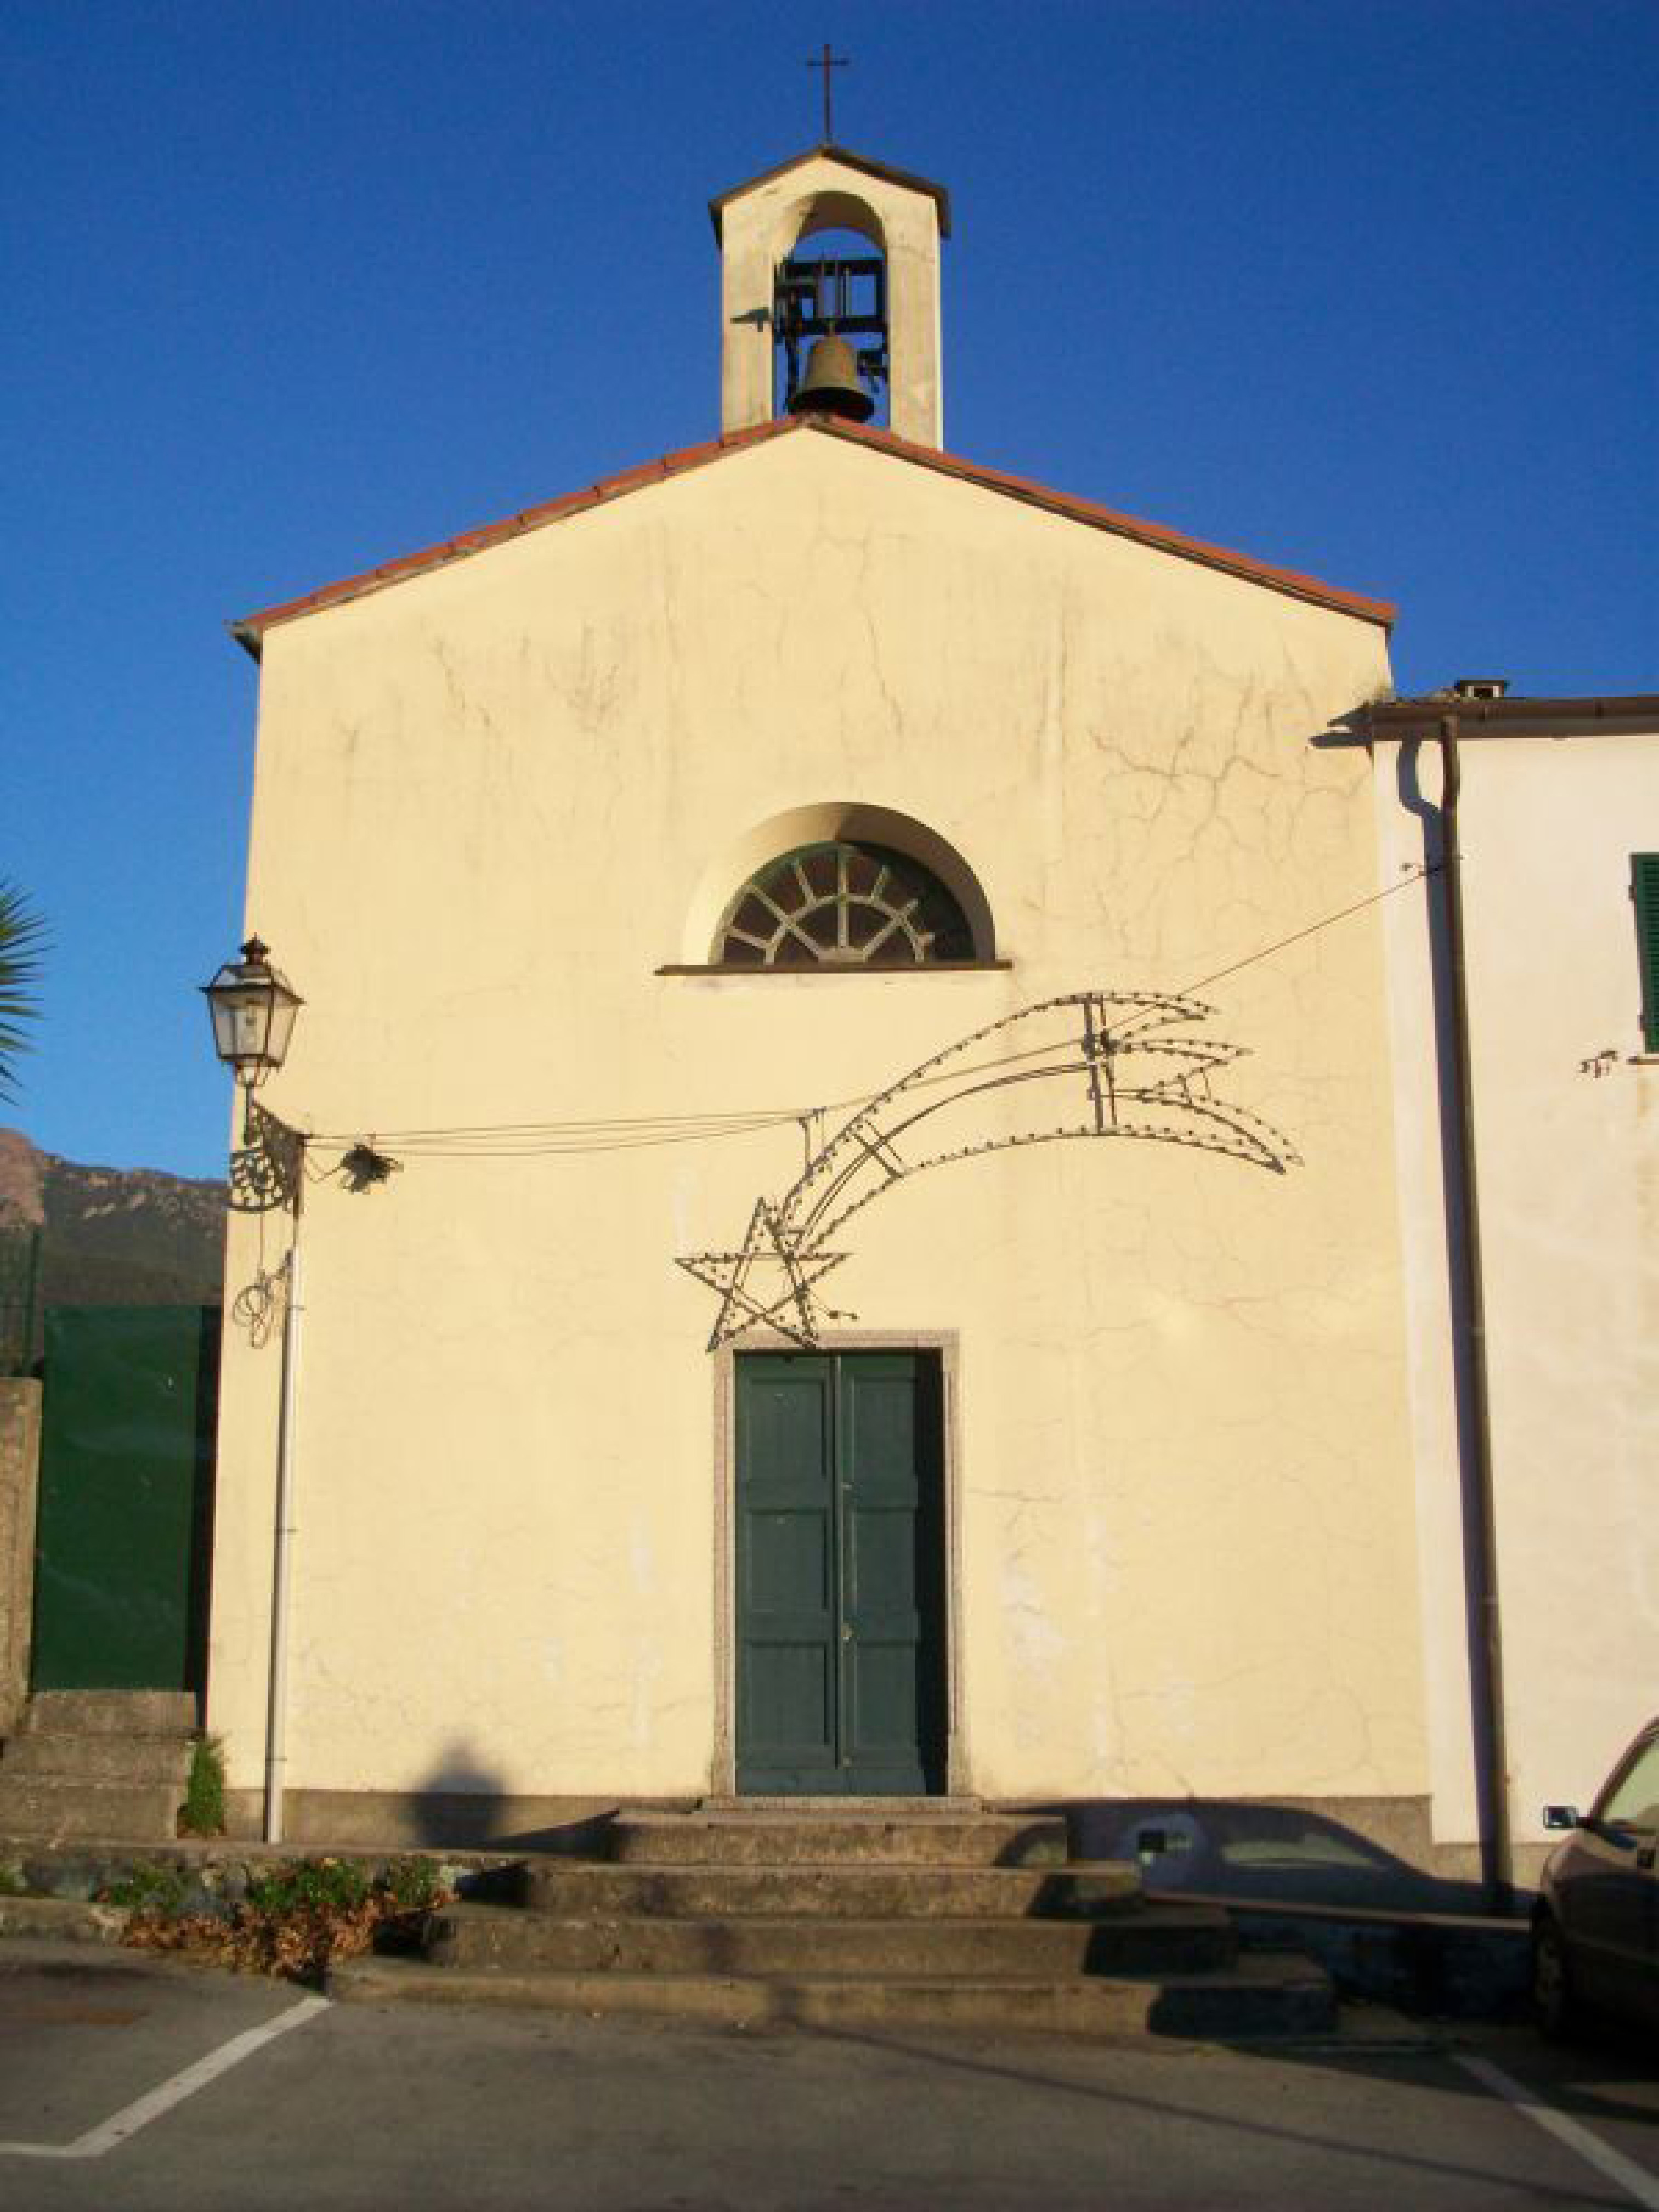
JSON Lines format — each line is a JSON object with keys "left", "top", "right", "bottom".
{"left": 230, "top": 416, "right": 1395, "bottom": 655}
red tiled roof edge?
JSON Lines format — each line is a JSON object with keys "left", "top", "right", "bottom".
{"left": 230, "top": 415, "right": 1395, "bottom": 657}
{"left": 811, "top": 419, "right": 1397, "bottom": 629}
{"left": 228, "top": 418, "right": 792, "bottom": 657}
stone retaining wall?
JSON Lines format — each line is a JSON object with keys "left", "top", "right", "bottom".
{"left": 0, "top": 1378, "right": 42, "bottom": 1733}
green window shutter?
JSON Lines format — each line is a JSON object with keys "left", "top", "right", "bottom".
{"left": 1635, "top": 855, "right": 1659, "bottom": 1052}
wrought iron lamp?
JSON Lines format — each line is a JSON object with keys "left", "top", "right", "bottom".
{"left": 201, "top": 937, "right": 304, "bottom": 1214}
{"left": 200, "top": 937, "right": 302, "bottom": 1118}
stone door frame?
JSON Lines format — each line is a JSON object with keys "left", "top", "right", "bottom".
{"left": 710, "top": 1328, "right": 969, "bottom": 1798}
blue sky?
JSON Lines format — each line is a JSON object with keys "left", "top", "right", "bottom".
{"left": 5, "top": 0, "right": 1655, "bottom": 1178}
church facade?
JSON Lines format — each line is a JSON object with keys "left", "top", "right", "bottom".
{"left": 207, "top": 145, "right": 1574, "bottom": 1891}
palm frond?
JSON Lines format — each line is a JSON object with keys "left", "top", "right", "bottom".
{"left": 0, "top": 882, "right": 47, "bottom": 1100}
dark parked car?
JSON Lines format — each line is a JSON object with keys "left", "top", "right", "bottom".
{"left": 1532, "top": 1715, "right": 1658, "bottom": 2037}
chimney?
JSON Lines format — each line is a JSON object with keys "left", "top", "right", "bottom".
{"left": 1452, "top": 677, "right": 1510, "bottom": 701}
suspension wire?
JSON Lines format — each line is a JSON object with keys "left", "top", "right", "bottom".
{"left": 365, "top": 1117, "right": 801, "bottom": 1161}
{"left": 302, "top": 865, "right": 1436, "bottom": 1162}
{"left": 1179, "top": 863, "right": 1439, "bottom": 997}
{"left": 314, "top": 1105, "right": 792, "bottom": 1140}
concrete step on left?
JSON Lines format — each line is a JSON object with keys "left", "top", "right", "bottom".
{"left": 22, "top": 1692, "right": 197, "bottom": 1738}
{"left": 0, "top": 1777, "right": 186, "bottom": 1843}
{"left": 2, "top": 1733, "right": 192, "bottom": 1784}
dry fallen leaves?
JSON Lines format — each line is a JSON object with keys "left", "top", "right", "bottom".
{"left": 124, "top": 1890, "right": 442, "bottom": 1981}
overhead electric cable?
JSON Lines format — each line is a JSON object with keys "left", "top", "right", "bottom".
{"left": 304, "top": 865, "right": 1435, "bottom": 1162}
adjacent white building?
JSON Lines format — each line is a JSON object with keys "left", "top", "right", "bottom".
{"left": 1363, "top": 691, "right": 1659, "bottom": 1883}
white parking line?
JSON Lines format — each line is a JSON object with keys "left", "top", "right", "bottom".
{"left": 1455, "top": 2053, "right": 1659, "bottom": 2211}
{"left": 0, "top": 1992, "right": 329, "bottom": 2161}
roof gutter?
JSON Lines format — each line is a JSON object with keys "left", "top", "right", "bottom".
{"left": 1363, "top": 694, "right": 1659, "bottom": 733}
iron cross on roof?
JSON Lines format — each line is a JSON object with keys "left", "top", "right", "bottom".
{"left": 806, "top": 43, "right": 849, "bottom": 142}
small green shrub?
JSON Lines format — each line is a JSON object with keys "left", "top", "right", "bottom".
{"left": 121, "top": 1853, "right": 451, "bottom": 1981}
{"left": 104, "top": 1862, "right": 188, "bottom": 1915}
{"left": 246, "top": 1856, "right": 372, "bottom": 1915}
{"left": 0, "top": 1862, "right": 26, "bottom": 1897}
{"left": 381, "top": 1855, "right": 444, "bottom": 1911}
{"left": 179, "top": 1735, "right": 227, "bottom": 1838}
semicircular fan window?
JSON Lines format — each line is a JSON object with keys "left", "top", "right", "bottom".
{"left": 715, "top": 841, "right": 975, "bottom": 967}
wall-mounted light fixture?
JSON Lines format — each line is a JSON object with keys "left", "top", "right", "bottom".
{"left": 200, "top": 936, "right": 303, "bottom": 1116}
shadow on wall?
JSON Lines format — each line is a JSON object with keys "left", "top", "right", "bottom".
{"left": 406, "top": 1739, "right": 621, "bottom": 1856}
{"left": 421, "top": 1739, "right": 506, "bottom": 1797}
{"left": 1062, "top": 1798, "right": 1490, "bottom": 1916}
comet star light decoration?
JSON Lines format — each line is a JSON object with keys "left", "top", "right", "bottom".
{"left": 677, "top": 989, "right": 1299, "bottom": 1350}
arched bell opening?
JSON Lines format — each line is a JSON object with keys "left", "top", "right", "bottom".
{"left": 714, "top": 150, "right": 946, "bottom": 446}
{"left": 771, "top": 192, "right": 890, "bottom": 429}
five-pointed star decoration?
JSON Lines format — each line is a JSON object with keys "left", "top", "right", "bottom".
{"left": 676, "top": 1198, "right": 851, "bottom": 1351}
{"left": 677, "top": 989, "right": 1300, "bottom": 1351}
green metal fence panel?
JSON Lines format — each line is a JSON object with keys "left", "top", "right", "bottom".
{"left": 0, "top": 1226, "right": 41, "bottom": 1376}
{"left": 31, "top": 1305, "right": 220, "bottom": 1693}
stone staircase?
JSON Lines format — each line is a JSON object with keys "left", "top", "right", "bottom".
{"left": 0, "top": 1692, "right": 195, "bottom": 1842}
{"left": 332, "top": 1807, "right": 1335, "bottom": 2039}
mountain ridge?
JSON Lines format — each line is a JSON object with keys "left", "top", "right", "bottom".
{"left": 0, "top": 1128, "right": 227, "bottom": 1323}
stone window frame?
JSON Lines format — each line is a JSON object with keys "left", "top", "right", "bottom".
{"left": 662, "top": 802, "right": 1010, "bottom": 977}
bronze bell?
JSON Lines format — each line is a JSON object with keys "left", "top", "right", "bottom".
{"left": 788, "top": 333, "right": 874, "bottom": 422}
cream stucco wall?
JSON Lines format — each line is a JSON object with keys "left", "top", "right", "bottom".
{"left": 208, "top": 430, "right": 1426, "bottom": 1823}
{"left": 1377, "top": 728, "right": 1659, "bottom": 1854}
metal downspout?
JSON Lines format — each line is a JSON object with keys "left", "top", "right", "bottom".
{"left": 1436, "top": 715, "right": 1513, "bottom": 1910}
{"left": 264, "top": 1184, "right": 304, "bottom": 1846}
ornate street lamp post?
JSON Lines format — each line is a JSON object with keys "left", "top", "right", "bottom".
{"left": 200, "top": 932, "right": 305, "bottom": 1845}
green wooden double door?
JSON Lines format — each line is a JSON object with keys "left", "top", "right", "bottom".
{"left": 736, "top": 1351, "right": 947, "bottom": 1796}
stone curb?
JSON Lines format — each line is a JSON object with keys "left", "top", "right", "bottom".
{"left": 0, "top": 1893, "right": 129, "bottom": 1944}
{"left": 0, "top": 1837, "right": 518, "bottom": 1905}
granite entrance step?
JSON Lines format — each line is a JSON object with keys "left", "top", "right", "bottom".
{"left": 519, "top": 1859, "right": 1141, "bottom": 1920}
{"left": 429, "top": 1898, "right": 1237, "bottom": 1976}
{"left": 332, "top": 1950, "right": 1335, "bottom": 2040}
{"left": 327, "top": 1807, "right": 1337, "bottom": 2040}
{"left": 609, "top": 1811, "right": 1067, "bottom": 1866}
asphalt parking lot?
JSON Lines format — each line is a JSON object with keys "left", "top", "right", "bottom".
{"left": 1, "top": 1939, "right": 1656, "bottom": 2211}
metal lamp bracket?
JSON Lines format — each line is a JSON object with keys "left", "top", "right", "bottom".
{"left": 229, "top": 1097, "right": 305, "bottom": 1214}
